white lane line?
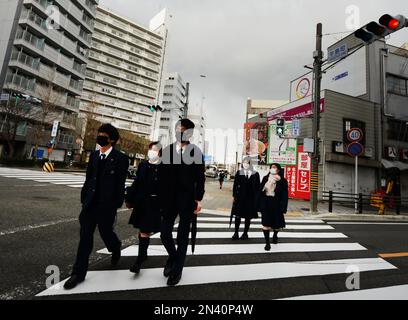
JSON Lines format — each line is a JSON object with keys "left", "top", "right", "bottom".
{"left": 98, "top": 243, "right": 366, "bottom": 257}
{"left": 67, "top": 185, "right": 84, "bottom": 188}
{"left": 193, "top": 223, "right": 334, "bottom": 230}
{"left": 0, "top": 218, "right": 77, "bottom": 236}
{"left": 281, "top": 284, "right": 408, "bottom": 300}
{"left": 48, "top": 181, "right": 86, "bottom": 185}
{"left": 198, "top": 217, "right": 325, "bottom": 224}
{"left": 36, "top": 258, "right": 396, "bottom": 297}
{"left": 328, "top": 222, "right": 408, "bottom": 226}
{"left": 150, "top": 232, "right": 348, "bottom": 239}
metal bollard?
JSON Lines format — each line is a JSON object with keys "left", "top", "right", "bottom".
{"left": 329, "top": 191, "right": 333, "bottom": 213}
{"left": 358, "top": 193, "right": 363, "bottom": 214}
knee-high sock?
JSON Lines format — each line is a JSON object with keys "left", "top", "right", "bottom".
{"left": 263, "top": 230, "right": 270, "bottom": 245}
{"left": 244, "top": 219, "right": 251, "bottom": 234}
{"left": 273, "top": 231, "right": 279, "bottom": 239}
{"left": 138, "top": 236, "right": 150, "bottom": 260}
{"left": 234, "top": 217, "right": 241, "bottom": 234}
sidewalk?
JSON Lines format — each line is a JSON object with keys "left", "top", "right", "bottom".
{"left": 203, "top": 179, "right": 408, "bottom": 222}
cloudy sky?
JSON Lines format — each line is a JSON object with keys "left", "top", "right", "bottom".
{"left": 100, "top": 0, "right": 407, "bottom": 160}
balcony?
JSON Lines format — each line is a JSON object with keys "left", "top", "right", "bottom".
{"left": 4, "top": 73, "right": 36, "bottom": 92}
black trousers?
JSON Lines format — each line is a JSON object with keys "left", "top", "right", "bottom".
{"left": 72, "top": 204, "right": 121, "bottom": 279}
{"left": 160, "top": 202, "right": 194, "bottom": 275}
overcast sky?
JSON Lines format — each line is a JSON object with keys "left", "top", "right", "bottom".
{"left": 99, "top": 0, "right": 407, "bottom": 160}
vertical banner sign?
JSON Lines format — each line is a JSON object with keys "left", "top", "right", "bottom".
{"left": 284, "top": 145, "right": 311, "bottom": 200}
{"left": 51, "top": 121, "right": 59, "bottom": 138}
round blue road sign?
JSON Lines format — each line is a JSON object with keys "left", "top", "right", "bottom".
{"left": 347, "top": 142, "right": 364, "bottom": 157}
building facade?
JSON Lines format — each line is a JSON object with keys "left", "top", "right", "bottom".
{"left": 158, "top": 72, "right": 187, "bottom": 146}
{"left": 0, "top": 0, "right": 98, "bottom": 161}
{"left": 80, "top": 6, "right": 167, "bottom": 140}
{"left": 249, "top": 37, "right": 408, "bottom": 199}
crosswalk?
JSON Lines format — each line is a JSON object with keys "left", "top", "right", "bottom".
{"left": 35, "top": 212, "right": 406, "bottom": 300}
{"left": 0, "top": 167, "right": 133, "bottom": 189}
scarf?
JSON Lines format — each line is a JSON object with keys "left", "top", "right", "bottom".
{"left": 263, "top": 174, "right": 281, "bottom": 197}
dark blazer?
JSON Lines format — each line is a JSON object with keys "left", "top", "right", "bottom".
{"left": 161, "top": 142, "right": 206, "bottom": 212}
{"left": 231, "top": 169, "right": 261, "bottom": 219}
{"left": 81, "top": 148, "right": 129, "bottom": 211}
{"left": 125, "top": 161, "right": 170, "bottom": 219}
{"left": 259, "top": 174, "right": 289, "bottom": 214}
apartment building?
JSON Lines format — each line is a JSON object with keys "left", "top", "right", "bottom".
{"left": 0, "top": 0, "right": 97, "bottom": 161}
{"left": 159, "top": 72, "right": 187, "bottom": 145}
{"left": 80, "top": 6, "right": 167, "bottom": 139}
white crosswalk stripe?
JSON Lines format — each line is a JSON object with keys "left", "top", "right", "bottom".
{"left": 0, "top": 167, "right": 133, "bottom": 188}
{"left": 35, "top": 211, "right": 401, "bottom": 299}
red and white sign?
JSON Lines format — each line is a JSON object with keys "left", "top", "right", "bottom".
{"left": 285, "top": 145, "right": 311, "bottom": 200}
{"left": 347, "top": 128, "right": 363, "bottom": 143}
{"left": 267, "top": 98, "right": 325, "bottom": 122}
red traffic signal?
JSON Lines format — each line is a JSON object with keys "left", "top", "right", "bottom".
{"left": 354, "top": 14, "right": 407, "bottom": 44}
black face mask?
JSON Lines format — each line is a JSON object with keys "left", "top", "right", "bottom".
{"left": 97, "top": 136, "right": 110, "bottom": 147}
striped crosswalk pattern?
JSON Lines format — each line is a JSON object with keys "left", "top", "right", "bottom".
{"left": 0, "top": 167, "right": 133, "bottom": 189}
{"left": 35, "top": 212, "right": 402, "bottom": 300}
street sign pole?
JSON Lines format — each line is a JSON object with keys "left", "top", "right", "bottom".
{"left": 355, "top": 155, "right": 359, "bottom": 213}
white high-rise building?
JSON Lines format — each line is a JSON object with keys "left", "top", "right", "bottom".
{"left": 188, "top": 103, "right": 206, "bottom": 152}
{"left": 159, "top": 72, "right": 187, "bottom": 145}
{"left": 80, "top": 6, "right": 167, "bottom": 139}
{"left": 0, "top": 0, "right": 98, "bottom": 160}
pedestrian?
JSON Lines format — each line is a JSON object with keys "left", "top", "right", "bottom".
{"left": 125, "top": 142, "right": 169, "bottom": 275}
{"left": 218, "top": 171, "right": 225, "bottom": 189}
{"left": 259, "top": 163, "right": 288, "bottom": 251}
{"left": 230, "top": 157, "right": 260, "bottom": 241}
{"left": 64, "top": 124, "right": 129, "bottom": 290}
{"left": 160, "top": 119, "right": 206, "bottom": 286}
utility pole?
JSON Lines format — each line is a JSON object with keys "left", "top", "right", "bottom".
{"left": 310, "top": 23, "right": 323, "bottom": 214}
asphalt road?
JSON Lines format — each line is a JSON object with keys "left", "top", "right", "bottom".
{"left": 1, "top": 172, "right": 408, "bottom": 300}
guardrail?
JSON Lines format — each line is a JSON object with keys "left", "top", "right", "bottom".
{"left": 322, "top": 191, "right": 408, "bottom": 215}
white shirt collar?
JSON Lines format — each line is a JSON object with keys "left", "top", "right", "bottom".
{"left": 99, "top": 146, "right": 113, "bottom": 158}
{"left": 176, "top": 143, "right": 187, "bottom": 153}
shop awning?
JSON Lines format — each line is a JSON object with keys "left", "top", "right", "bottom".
{"left": 381, "top": 159, "right": 408, "bottom": 171}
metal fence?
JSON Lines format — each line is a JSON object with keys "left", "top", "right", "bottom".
{"left": 322, "top": 191, "right": 408, "bottom": 215}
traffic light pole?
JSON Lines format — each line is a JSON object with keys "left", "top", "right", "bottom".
{"left": 311, "top": 23, "right": 323, "bottom": 214}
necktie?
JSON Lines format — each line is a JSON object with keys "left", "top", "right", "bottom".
{"left": 100, "top": 154, "right": 106, "bottom": 161}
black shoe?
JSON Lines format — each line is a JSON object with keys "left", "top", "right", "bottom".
{"left": 63, "top": 275, "right": 84, "bottom": 290}
{"left": 163, "top": 258, "right": 174, "bottom": 278}
{"left": 232, "top": 233, "right": 239, "bottom": 241}
{"left": 111, "top": 250, "right": 121, "bottom": 266}
{"left": 264, "top": 244, "right": 271, "bottom": 251}
{"left": 240, "top": 233, "right": 249, "bottom": 240}
{"left": 167, "top": 272, "right": 182, "bottom": 286}
{"left": 130, "top": 256, "right": 146, "bottom": 274}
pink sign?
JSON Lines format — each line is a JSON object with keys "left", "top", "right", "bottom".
{"left": 267, "top": 99, "right": 325, "bottom": 122}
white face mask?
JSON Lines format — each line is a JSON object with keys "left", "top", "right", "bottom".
{"left": 270, "top": 169, "right": 278, "bottom": 175}
{"left": 243, "top": 163, "right": 250, "bottom": 170}
{"left": 148, "top": 150, "right": 160, "bottom": 162}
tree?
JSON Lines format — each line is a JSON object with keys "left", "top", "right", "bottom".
{"left": 0, "top": 95, "right": 31, "bottom": 158}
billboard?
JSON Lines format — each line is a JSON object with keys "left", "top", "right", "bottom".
{"left": 290, "top": 46, "right": 367, "bottom": 102}
{"left": 267, "top": 98, "right": 325, "bottom": 122}
{"left": 244, "top": 122, "right": 269, "bottom": 165}
{"left": 267, "top": 122, "right": 297, "bottom": 166}
{"left": 285, "top": 145, "right": 311, "bottom": 200}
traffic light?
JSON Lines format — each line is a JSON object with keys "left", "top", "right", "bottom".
{"left": 276, "top": 119, "right": 285, "bottom": 137}
{"left": 148, "top": 105, "right": 163, "bottom": 112}
{"left": 354, "top": 14, "right": 408, "bottom": 44}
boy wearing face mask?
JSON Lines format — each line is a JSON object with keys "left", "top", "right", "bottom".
{"left": 125, "top": 142, "right": 168, "bottom": 274}
{"left": 259, "top": 163, "right": 289, "bottom": 250}
{"left": 64, "top": 124, "right": 129, "bottom": 290}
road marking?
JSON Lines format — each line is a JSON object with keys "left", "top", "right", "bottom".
{"left": 281, "top": 284, "right": 408, "bottom": 300}
{"left": 193, "top": 223, "right": 334, "bottom": 230}
{"left": 150, "top": 231, "right": 348, "bottom": 239}
{"left": 36, "top": 258, "right": 395, "bottom": 297}
{"left": 97, "top": 243, "right": 366, "bottom": 257}
{"left": 0, "top": 218, "right": 77, "bottom": 236}
{"left": 328, "top": 222, "right": 408, "bottom": 226}
{"left": 197, "top": 217, "right": 325, "bottom": 224}
{"left": 378, "top": 252, "right": 408, "bottom": 259}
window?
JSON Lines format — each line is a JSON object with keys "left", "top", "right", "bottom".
{"left": 343, "top": 118, "right": 366, "bottom": 146}
{"left": 387, "top": 119, "right": 408, "bottom": 142}
{"left": 387, "top": 74, "right": 408, "bottom": 96}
